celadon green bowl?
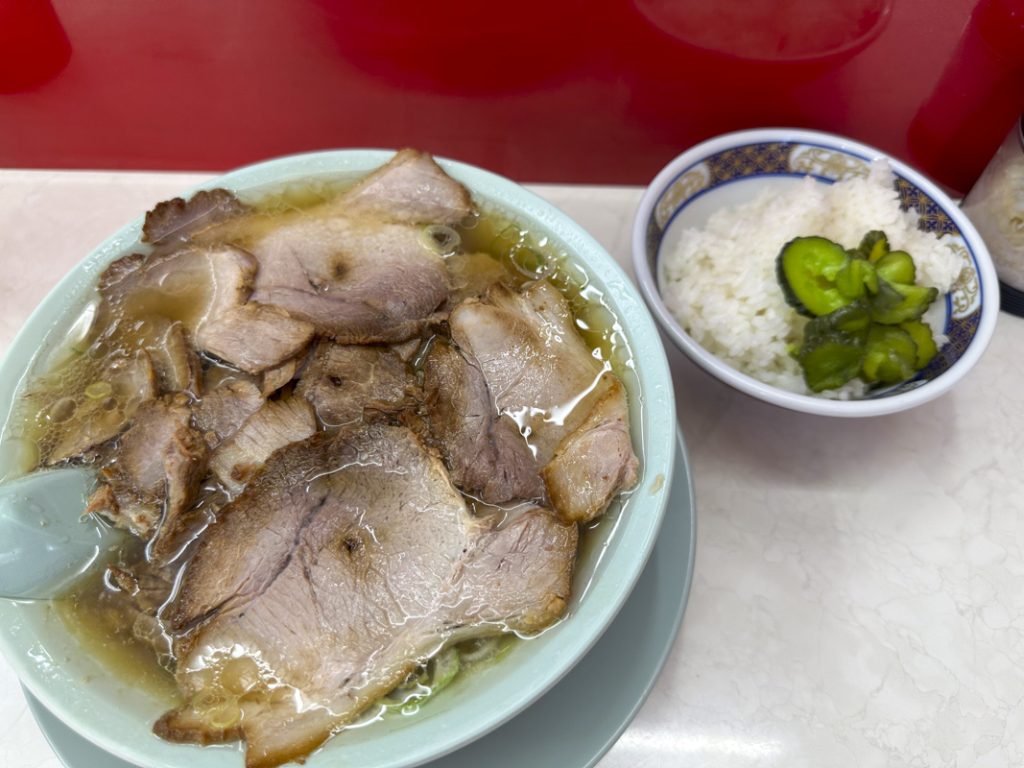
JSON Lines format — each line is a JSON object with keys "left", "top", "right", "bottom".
{"left": 0, "top": 151, "right": 677, "bottom": 768}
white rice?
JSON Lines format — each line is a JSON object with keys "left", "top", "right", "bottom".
{"left": 658, "top": 160, "right": 964, "bottom": 396}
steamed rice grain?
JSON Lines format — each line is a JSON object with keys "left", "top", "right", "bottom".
{"left": 658, "top": 161, "right": 963, "bottom": 397}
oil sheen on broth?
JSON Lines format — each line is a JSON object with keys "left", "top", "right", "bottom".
{"left": 13, "top": 176, "right": 638, "bottom": 721}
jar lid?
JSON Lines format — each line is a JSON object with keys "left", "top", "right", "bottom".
{"left": 1000, "top": 280, "right": 1024, "bottom": 318}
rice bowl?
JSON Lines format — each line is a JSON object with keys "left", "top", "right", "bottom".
{"left": 632, "top": 128, "right": 1000, "bottom": 418}
{"left": 657, "top": 160, "right": 963, "bottom": 397}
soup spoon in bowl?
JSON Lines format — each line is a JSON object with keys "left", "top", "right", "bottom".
{"left": 0, "top": 467, "right": 122, "bottom": 600}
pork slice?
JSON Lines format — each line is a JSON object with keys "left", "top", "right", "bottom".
{"left": 106, "top": 564, "right": 177, "bottom": 665}
{"left": 247, "top": 216, "right": 449, "bottom": 343}
{"left": 142, "top": 188, "right": 249, "bottom": 245}
{"left": 193, "top": 379, "right": 265, "bottom": 448}
{"left": 339, "top": 148, "right": 474, "bottom": 226}
{"left": 195, "top": 304, "right": 315, "bottom": 375}
{"left": 390, "top": 337, "right": 424, "bottom": 363}
{"left": 148, "top": 321, "right": 201, "bottom": 396}
{"left": 449, "top": 281, "right": 639, "bottom": 522}
{"left": 208, "top": 397, "right": 316, "bottom": 494}
{"left": 295, "top": 341, "right": 413, "bottom": 426}
{"left": 85, "top": 396, "right": 207, "bottom": 547}
{"left": 116, "top": 399, "right": 194, "bottom": 496}
{"left": 422, "top": 339, "right": 544, "bottom": 504}
{"left": 449, "top": 282, "right": 609, "bottom": 465}
{"left": 99, "top": 245, "right": 258, "bottom": 339}
{"left": 156, "top": 425, "right": 576, "bottom": 768}
{"left": 259, "top": 355, "right": 302, "bottom": 397}
{"left": 47, "top": 351, "right": 159, "bottom": 464}
{"left": 542, "top": 379, "right": 638, "bottom": 523}
{"left": 453, "top": 507, "right": 576, "bottom": 631}
{"left": 84, "top": 484, "right": 150, "bottom": 534}
{"left": 445, "top": 251, "right": 510, "bottom": 306}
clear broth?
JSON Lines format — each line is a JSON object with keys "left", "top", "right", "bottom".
{"left": 14, "top": 177, "right": 639, "bottom": 718}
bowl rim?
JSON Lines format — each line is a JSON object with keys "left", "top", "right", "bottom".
{"left": 631, "top": 126, "right": 1001, "bottom": 417}
{"left": 0, "top": 149, "right": 677, "bottom": 768}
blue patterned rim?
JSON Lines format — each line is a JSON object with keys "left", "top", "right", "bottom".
{"left": 645, "top": 140, "right": 984, "bottom": 397}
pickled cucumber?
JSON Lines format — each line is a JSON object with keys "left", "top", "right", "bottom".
{"left": 779, "top": 230, "right": 943, "bottom": 393}
{"left": 777, "top": 236, "right": 852, "bottom": 317}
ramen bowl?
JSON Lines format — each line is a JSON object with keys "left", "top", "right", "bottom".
{"left": 0, "top": 151, "right": 677, "bottom": 767}
{"left": 632, "top": 128, "right": 1000, "bottom": 417}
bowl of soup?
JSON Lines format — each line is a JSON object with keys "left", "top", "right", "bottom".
{"left": 0, "top": 150, "right": 677, "bottom": 768}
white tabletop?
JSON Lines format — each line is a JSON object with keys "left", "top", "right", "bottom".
{"left": 1, "top": 170, "right": 1023, "bottom": 768}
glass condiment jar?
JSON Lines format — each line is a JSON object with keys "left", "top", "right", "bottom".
{"left": 961, "top": 115, "right": 1024, "bottom": 315}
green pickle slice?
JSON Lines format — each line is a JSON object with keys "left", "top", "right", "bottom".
{"left": 798, "top": 335, "right": 866, "bottom": 392}
{"left": 777, "top": 236, "right": 852, "bottom": 317}
{"left": 796, "top": 303, "right": 870, "bottom": 392}
{"left": 835, "top": 258, "right": 878, "bottom": 300}
{"left": 862, "top": 326, "right": 918, "bottom": 384}
{"left": 856, "top": 230, "right": 890, "bottom": 263}
{"left": 778, "top": 229, "right": 943, "bottom": 393}
{"left": 812, "top": 302, "right": 871, "bottom": 336}
{"left": 875, "top": 250, "right": 916, "bottom": 284}
{"left": 869, "top": 280, "right": 938, "bottom": 324}
{"left": 900, "top": 320, "right": 939, "bottom": 369}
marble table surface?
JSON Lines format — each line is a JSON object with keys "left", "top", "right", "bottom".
{"left": 1, "top": 170, "right": 1022, "bottom": 768}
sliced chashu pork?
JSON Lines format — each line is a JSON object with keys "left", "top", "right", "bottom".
{"left": 156, "top": 150, "right": 472, "bottom": 344}
{"left": 246, "top": 216, "right": 450, "bottom": 343}
{"left": 541, "top": 378, "right": 638, "bottom": 524}
{"left": 85, "top": 396, "right": 207, "bottom": 550}
{"left": 339, "top": 147, "right": 473, "bottom": 226}
{"left": 142, "top": 188, "right": 249, "bottom": 245}
{"left": 99, "top": 244, "right": 257, "bottom": 336}
{"left": 422, "top": 339, "right": 545, "bottom": 504}
{"left": 46, "top": 351, "right": 159, "bottom": 464}
{"left": 295, "top": 341, "right": 414, "bottom": 426}
{"left": 156, "top": 424, "right": 575, "bottom": 768}
{"left": 195, "top": 303, "right": 315, "bottom": 375}
{"left": 449, "top": 281, "right": 638, "bottom": 523}
{"left": 147, "top": 320, "right": 202, "bottom": 396}
{"left": 196, "top": 305, "right": 313, "bottom": 375}
{"left": 445, "top": 251, "right": 510, "bottom": 307}
{"left": 208, "top": 396, "right": 316, "bottom": 495}
{"left": 101, "top": 241, "right": 313, "bottom": 375}
{"left": 193, "top": 379, "right": 264, "bottom": 449}
{"left": 194, "top": 379, "right": 317, "bottom": 490}
{"left": 259, "top": 355, "right": 303, "bottom": 397}
{"left": 240, "top": 150, "right": 473, "bottom": 343}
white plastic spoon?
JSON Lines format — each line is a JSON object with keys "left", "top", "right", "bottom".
{"left": 0, "top": 467, "right": 123, "bottom": 600}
